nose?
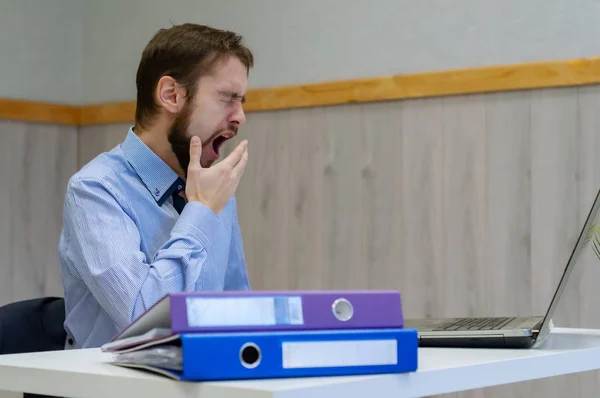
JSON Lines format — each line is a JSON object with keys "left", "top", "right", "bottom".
{"left": 230, "top": 103, "right": 246, "bottom": 125}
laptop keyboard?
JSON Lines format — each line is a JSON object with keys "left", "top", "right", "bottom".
{"left": 433, "top": 317, "right": 516, "bottom": 331}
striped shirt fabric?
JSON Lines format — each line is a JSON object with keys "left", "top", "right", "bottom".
{"left": 59, "top": 127, "right": 251, "bottom": 349}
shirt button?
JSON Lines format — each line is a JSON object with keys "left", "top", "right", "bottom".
{"left": 178, "top": 185, "right": 183, "bottom": 190}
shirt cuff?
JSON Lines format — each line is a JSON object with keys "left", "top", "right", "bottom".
{"left": 172, "top": 201, "right": 220, "bottom": 249}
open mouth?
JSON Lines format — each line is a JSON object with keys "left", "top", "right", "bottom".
{"left": 211, "top": 131, "right": 235, "bottom": 156}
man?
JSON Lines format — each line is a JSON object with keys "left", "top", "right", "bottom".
{"left": 59, "top": 23, "right": 253, "bottom": 349}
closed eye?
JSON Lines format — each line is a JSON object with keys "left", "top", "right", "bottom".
{"left": 219, "top": 91, "right": 246, "bottom": 104}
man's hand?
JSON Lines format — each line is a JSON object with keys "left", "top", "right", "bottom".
{"left": 185, "top": 136, "right": 249, "bottom": 215}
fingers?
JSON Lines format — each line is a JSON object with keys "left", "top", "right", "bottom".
{"left": 221, "top": 140, "right": 248, "bottom": 168}
{"left": 232, "top": 144, "right": 249, "bottom": 179}
{"left": 189, "top": 136, "right": 202, "bottom": 168}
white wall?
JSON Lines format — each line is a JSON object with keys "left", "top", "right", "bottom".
{"left": 0, "top": 0, "right": 82, "bottom": 104}
{"left": 2, "top": 0, "right": 600, "bottom": 104}
{"left": 81, "top": 0, "right": 600, "bottom": 104}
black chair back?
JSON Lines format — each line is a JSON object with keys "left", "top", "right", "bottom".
{"left": 0, "top": 297, "right": 66, "bottom": 354}
{"left": 0, "top": 297, "right": 66, "bottom": 398}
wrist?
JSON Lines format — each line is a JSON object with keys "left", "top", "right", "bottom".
{"left": 187, "top": 196, "right": 220, "bottom": 215}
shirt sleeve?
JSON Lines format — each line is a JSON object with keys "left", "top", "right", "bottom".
{"left": 63, "top": 176, "right": 220, "bottom": 331}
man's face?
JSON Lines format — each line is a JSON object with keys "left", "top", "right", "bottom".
{"left": 168, "top": 55, "right": 248, "bottom": 172}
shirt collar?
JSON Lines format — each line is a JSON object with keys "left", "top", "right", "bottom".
{"left": 121, "top": 127, "right": 185, "bottom": 206}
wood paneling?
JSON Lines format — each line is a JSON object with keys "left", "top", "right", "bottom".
{"left": 3, "top": 56, "right": 600, "bottom": 126}
{"left": 77, "top": 123, "right": 128, "bottom": 168}
{"left": 483, "top": 91, "right": 532, "bottom": 317}
{"left": 0, "top": 121, "right": 77, "bottom": 306}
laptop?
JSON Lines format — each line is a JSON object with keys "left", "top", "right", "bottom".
{"left": 404, "top": 186, "right": 600, "bottom": 349}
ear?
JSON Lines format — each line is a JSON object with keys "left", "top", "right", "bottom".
{"left": 155, "top": 76, "right": 185, "bottom": 114}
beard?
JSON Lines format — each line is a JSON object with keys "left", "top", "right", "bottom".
{"left": 167, "top": 103, "right": 239, "bottom": 175}
{"left": 167, "top": 102, "right": 193, "bottom": 176}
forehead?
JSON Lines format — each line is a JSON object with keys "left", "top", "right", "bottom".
{"left": 200, "top": 56, "right": 248, "bottom": 91}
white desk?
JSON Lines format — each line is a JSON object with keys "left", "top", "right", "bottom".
{"left": 1, "top": 327, "right": 600, "bottom": 398}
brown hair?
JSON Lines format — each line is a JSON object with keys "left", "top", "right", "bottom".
{"left": 134, "top": 23, "right": 254, "bottom": 130}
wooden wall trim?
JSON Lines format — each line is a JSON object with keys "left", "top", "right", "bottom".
{"left": 2, "top": 56, "right": 600, "bottom": 126}
{"left": 245, "top": 56, "right": 600, "bottom": 112}
{"left": 79, "top": 101, "right": 136, "bottom": 126}
{"left": 0, "top": 99, "right": 80, "bottom": 125}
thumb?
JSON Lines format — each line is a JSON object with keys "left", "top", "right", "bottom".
{"left": 189, "top": 136, "right": 202, "bottom": 167}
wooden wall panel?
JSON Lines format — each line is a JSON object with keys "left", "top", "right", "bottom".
{"left": 398, "top": 98, "right": 445, "bottom": 318}
{"left": 0, "top": 121, "right": 77, "bottom": 306}
{"left": 75, "top": 85, "right": 600, "bottom": 397}
{"left": 0, "top": 123, "right": 13, "bottom": 305}
{"left": 77, "top": 123, "right": 128, "bottom": 168}
{"left": 482, "top": 91, "right": 532, "bottom": 318}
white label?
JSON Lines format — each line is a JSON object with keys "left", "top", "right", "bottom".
{"left": 186, "top": 296, "right": 304, "bottom": 327}
{"left": 281, "top": 339, "right": 398, "bottom": 369}
{"left": 287, "top": 296, "right": 304, "bottom": 324}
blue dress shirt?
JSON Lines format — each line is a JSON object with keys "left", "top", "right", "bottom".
{"left": 59, "top": 127, "right": 251, "bottom": 349}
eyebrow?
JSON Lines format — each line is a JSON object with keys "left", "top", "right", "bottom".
{"left": 220, "top": 91, "right": 246, "bottom": 103}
